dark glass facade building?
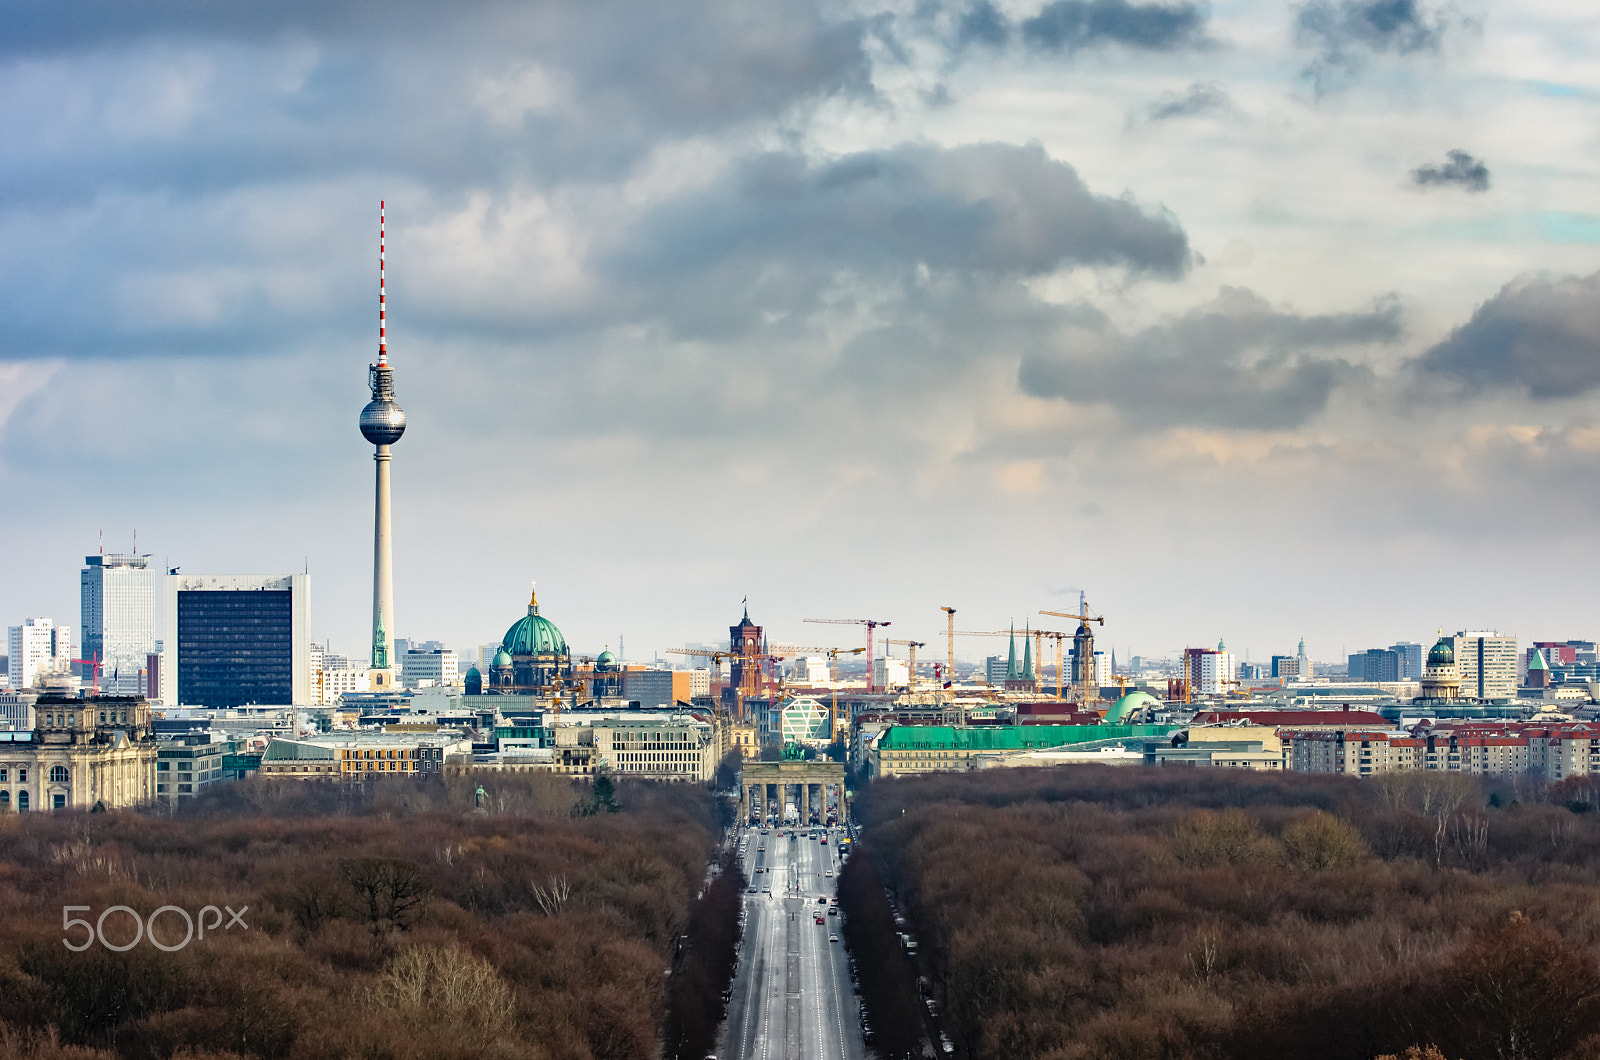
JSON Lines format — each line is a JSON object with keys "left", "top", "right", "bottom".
{"left": 163, "top": 574, "right": 309, "bottom": 707}
{"left": 176, "top": 589, "right": 293, "bottom": 706}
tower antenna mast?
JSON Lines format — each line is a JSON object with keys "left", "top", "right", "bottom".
{"left": 378, "top": 200, "right": 387, "bottom": 366}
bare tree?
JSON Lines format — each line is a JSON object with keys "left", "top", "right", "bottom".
{"left": 341, "top": 857, "right": 431, "bottom": 935}
{"left": 531, "top": 873, "right": 572, "bottom": 917}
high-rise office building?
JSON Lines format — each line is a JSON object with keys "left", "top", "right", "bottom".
{"left": 1390, "top": 642, "right": 1424, "bottom": 680}
{"left": 7, "top": 618, "right": 71, "bottom": 691}
{"left": 161, "top": 574, "right": 310, "bottom": 706}
{"left": 401, "top": 649, "right": 459, "bottom": 689}
{"left": 1453, "top": 631, "right": 1518, "bottom": 702}
{"left": 1348, "top": 648, "right": 1402, "bottom": 683}
{"left": 81, "top": 553, "right": 156, "bottom": 696}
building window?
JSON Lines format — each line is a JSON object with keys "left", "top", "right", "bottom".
{"left": 49, "top": 766, "right": 68, "bottom": 784}
{"left": 18, "top": 769, "right": 25, "bottom": 783}
{"left": 17, "top": 791, "right": 28, "bottom": 812}
{"left": 52, "top": 794, "right": 66, "bottom": 810}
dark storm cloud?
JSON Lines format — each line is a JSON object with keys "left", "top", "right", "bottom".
{"left": 604, "top": 142, "right": 1190, "bottom": 339}
{"left": 0, "top": 0, "right": 874, "bottom": 203}
{"left": 1296, "top": 0, "right": 1451, "bottom": 94}
{"left": 1020, "top": 0, "right": 1209, "bottom": 53}
{"left": 1019, "top": 287, "right": 1401, "bottom": 429}
{"left": 1411, "top": 150, "right": 1490, "bottom": 192}
{"left": 1411, "top": 271, "right": 1600, "bottom": 400}
{"left": 1146, "top": 81, "right": 1233, "bottom": 121}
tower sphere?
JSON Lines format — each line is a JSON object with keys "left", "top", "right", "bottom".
{"left": 360, "top": 396, "right": 406, "bottom": 446}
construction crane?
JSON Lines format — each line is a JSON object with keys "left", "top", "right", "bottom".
{"left": 821, "top": 647, "right": 866, "bottom": 747}
{"left": 804, "top": 618, "right": 891, "bottom": 692}
{"left": 1039, "top": 597, "right": 1105, "bottom": 705}
{"left": 766, "top": 644, "right": 857, "bottom": 684}
{"left": 70, "top": 651, "right": 103, "bottom": 695}
{"left": 881, "top": 639, "right": 927, "bottom": 692}
{"left": 940, "top": 607, "right": 957, "bottom": 689}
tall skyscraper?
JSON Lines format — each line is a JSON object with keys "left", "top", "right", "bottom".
{"left": 161, "top": 574, "right": 311, "bottom": 706}
{"left": 359, "top": 201, "right": 406, "bottom": 693}
{"left": 6, "top": 618, "right": 71, "bottom": 691}
{"left": 81, "top": 553, "right": 156, "bottom": 695}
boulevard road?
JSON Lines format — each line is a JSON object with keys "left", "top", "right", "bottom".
{"left": 719, "top": 826, "right": 866, "bottom": 1060}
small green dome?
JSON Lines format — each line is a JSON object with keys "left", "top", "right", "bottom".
{"left": 465, "top": 665, "right": 481, "bottom": 678}
{"left": 596, "top": 649, "right": 618, "bottom": 671}
{"left": 1427, "top": 636, "right": 1454, "bottom": 667}
{"left": 492, "top": 648, "right": 512, "bottom": 667}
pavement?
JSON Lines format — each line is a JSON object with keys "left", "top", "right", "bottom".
{"left": 718, "top": 825, "right": 866, "bottom": 1060}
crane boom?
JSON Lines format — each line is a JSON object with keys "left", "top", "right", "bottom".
{"left": 804, "top": 618, "right": 891, "bottom": 692}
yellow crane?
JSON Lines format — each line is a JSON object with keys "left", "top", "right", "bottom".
{"left": 881, "top": 639, "right": 927, "bottom": 692}
{"left": 940, "top": 606, "right": 957, "bottom": 689}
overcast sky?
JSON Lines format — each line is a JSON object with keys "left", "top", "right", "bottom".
{"left": 4, "top": 0, "right": 1600, "bottom": 668}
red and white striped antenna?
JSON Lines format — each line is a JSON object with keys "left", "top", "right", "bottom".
{"left": 377, "top": 200, "right": 388, "bottom": 367}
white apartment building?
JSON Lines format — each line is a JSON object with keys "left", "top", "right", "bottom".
{"left": 7, "top": 619, "right": 72, "bottom": 691}
{"left": 792, "top": 656, "right": 830, "bottom": 683}
{"left": 1453, "top": 631, "right": 1519, "bottom": 701}
{"left": 1189, "top": 648, "right": 1236, "bottom": 696}
{"left": 872, "top": 656, "right": 910, "bottom": 690}
{"left": 689, "top": 668, "right": 711, "bottom": 698}
{"left": 323, "top": 667, "right": 372, "bottom": 700}
{"left": 81, "top": 554, "right": 156, "bottom": 697}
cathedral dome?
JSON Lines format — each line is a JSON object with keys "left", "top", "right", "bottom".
{"left": 1427, "top": 636, "right": 1454, "bottom": 667}
{"left": 596, "top": 649, "right": 618, "bottom": 671}
{"left": 501, "top": 583, "right": 567, "bottom": 658}
{"left": 492, "top": 648, "right": 512, "bottom": 668}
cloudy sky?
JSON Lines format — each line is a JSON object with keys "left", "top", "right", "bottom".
{"left": 4, "top": 0, "right": 1600, "bottom": 669}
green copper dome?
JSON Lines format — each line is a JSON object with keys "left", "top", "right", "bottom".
{"left": 1106, "top": 691, "right": 1161, "bottom": 725}
{"left": 501, "top": 584, "right": 567, "bottom": 658}
{"left": 492, "top": 648, "right": 512, "bottom": 668}
{"left": 596, "top": 649, "right": 618, "bottom": 671}
{"left": 1427, "top": 635, "right": 1454, "bottom": 667}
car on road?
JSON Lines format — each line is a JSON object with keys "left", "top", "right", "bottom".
{"left": 825, "top": 871, "right": 833, "bottom": 877}
{"left": 763, "top": 888, "right": 772, "bottom": 895}
{"left": 817, "top": 896, "right": 827, "bottom": 904}
{"left": 828, "top": 908, "right": 837, "bottom": 916}
{"left": 829, "top": 935, "right": 839, "bottom": 942}
{"left": 747, "top": 887, "right": 756, "bottom": 893}
{"left": 815, "top": 916, "right": 825, "bottom": 924}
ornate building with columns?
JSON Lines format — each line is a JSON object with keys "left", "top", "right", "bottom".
{"left": 0, "top": 694, "right": 158, "bottom": 812}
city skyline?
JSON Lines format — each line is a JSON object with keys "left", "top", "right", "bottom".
{"left": 4, "top": 1, "right": 1600, "bottom": 661}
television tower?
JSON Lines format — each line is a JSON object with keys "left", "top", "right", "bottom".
{"left": 360, "top": 201, "right": 406, "bottom": 689}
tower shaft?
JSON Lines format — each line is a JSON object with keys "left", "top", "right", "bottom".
{"left": 372, "top": 443, "right": 394, "bottom": 667}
